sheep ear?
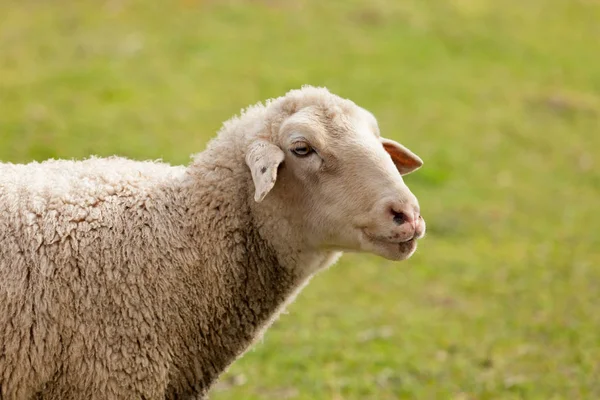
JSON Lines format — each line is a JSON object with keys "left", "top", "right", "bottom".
{"left": 381, "top": 137, "right": 423, "bottom": 175}
{"left": 245, "top": 139, "right": 285, "bottom": 202}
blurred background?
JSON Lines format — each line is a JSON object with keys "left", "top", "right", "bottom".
{"left": 1, "top": 0, "right": 599, "bottom": 398}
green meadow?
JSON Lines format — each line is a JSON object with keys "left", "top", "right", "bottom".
{"left": 1, "top": 0, "right": 599, "bottom": 398}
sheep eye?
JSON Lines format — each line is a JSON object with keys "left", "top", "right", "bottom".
{"left": 291, "top": 143, "right": 313, "bottom": 157}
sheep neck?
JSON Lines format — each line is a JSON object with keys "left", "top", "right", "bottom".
{"left": 171, "top": 154, "right": 339, "bottom": 396}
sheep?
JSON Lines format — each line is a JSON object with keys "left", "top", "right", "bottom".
{"left": 0, "top": 86, "right": 426, "bottom": 400}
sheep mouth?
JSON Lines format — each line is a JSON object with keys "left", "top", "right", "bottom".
{"left": 360, "top": 230, "right": 418, "bottom": 260}
{"left": 376, "top": 236, "right": 417, "bottom": 250}
{"left": 363, "top": 230, "right": 417, "bottom": 245}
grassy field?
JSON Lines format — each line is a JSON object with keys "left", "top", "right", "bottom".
{"left": 1, "top": 0, "right": 599, "bottom": 398}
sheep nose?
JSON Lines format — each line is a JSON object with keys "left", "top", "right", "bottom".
{"left": 390, "top": 204, "right": 420, "bottom": 229}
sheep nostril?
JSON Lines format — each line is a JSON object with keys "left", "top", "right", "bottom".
{"left": 392, "top": 211, "right": 406, "bottom": 225}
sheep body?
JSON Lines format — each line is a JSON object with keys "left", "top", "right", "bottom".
{"left": 1, "top": 157, "right": 192, "bottom": 398}
{"left": 0, "top": 131, "right": 328, "bottom": 399}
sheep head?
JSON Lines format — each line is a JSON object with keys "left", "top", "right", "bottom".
{"left": 245, "top": 87, "right": 426, "bottom": 262}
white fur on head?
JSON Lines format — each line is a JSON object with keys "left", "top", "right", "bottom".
{"left": 245, "top": 139, "right": 285, "bottom": 202}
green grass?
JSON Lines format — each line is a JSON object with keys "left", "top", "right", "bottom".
{"left": 1, "top": 0, "right": 599, "bottom": 398}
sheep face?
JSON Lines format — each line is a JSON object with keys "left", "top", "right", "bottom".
{"left": 246, "top": 97, "right": 425, "bottom": 262}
